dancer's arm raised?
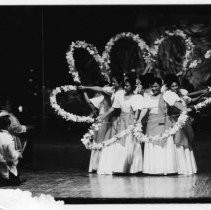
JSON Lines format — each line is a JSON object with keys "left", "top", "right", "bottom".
{"left": 187, "top": 88, "right": 209, "bottom": 98}
{"left": 185, "top": 88, "right": 210, "bottom": 104}
{"left": 78, "top": 85, "right": 112, "bottom": 96}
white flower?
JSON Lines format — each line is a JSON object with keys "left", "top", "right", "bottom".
{"left": 205, "top": 50, "right": 211, "bottom": 59}
{"left": 150, "top": 49, "right": 158, "bottom": 56}
{"left": 189, "top": 60, "right": 198, "bottom": 68}
{"left": 194, "top": 97, "right": 211, "bottom": 111}
{"left": 89, "top": 130, "right": 95, "bottom": 136}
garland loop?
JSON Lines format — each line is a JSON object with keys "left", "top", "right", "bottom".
{"left": 149, "top": 29, "right": 210, "bottom": 73}
{"left": 50, "top": 85, "right": 94, "bottom": 123}
{"left": 66, "top": 41, "right": 107, "bottom": 83}
{"left": 102, "top": 32, "right": 151, "bottom": 75}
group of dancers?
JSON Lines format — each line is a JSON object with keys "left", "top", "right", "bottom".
{"left": 78, "top": 72, "right": 210, "bottom": 176}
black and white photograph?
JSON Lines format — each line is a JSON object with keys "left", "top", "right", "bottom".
{"left": 0, "top": 3, "right": 211, "bottom": 208}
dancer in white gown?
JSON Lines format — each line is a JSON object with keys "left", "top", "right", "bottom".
{"left": 97, "top": 77, "right": 144, "bottom": 174}
{"left": 137, "top": 77, "right": 179, "bottom": 175}
{"left": 163, "top": 74, "right": 197, "bottom": 175}
{"left": 78, "top": 74, "right": 124, "bottom": 172}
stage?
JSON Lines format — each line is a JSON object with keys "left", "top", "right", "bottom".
{"left": 1, "top": 169, "right": 211, "bottom": 204}
{"left": 1, "top": 129, "right": 211, "bottom": 204}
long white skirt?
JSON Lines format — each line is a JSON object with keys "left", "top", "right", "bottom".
{"left": 175, "top": 146, "right": 197, "bottom": 175}
{"left": 97, "top": 144, "right": 115, "bottom": 175}
{"left": 89, "top": 150, "right": 101, "bottom": 172}
{"left": 143, "top": 136, "right": 178, "bottom": 175}
{"left": 97, "top": 133, "right": 143, "bottom": 174}
{"left": 97, "top": 112, "right": 143, "bottom": 175}
{"left": 88, "top": 114, "right": 112, "bottom": 173}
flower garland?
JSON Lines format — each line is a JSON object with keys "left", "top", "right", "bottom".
{"left": 50, "top": 85, "right": 94, "bottom": 123}
{"left": 81, "top": 122, "right": 135, "bottom": 150}
{"left": 54, "top": 31, "right": 211, "bottom": 126}
{"left": 66, "top": 33, "right": 151, "bottom": 84}
{"left": 81, "top": 95, "right": 211, "bottom": 150}
{"left": 133, "top": 112, "right": 189, "bottom": 144}
{"left": 194, "top": 95, "right": 211, "bottom": 111}
{"left": 81, "top": 112, "right": 188, "bottom": 150}
{"left": 149, "top": 29, "right": 208, "bottom": 73}
{"left": 66, "top": 40, "right": 109, "bottom": 83}
{"left": 102, "top": 32, "right": 151, "bottom": 75}
{"left": 66, "top": 31, "right": 211, "bottom": 84}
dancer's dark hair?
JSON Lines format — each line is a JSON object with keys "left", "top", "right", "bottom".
{"left": 151, "top": 77, "right": 162, "bottom": 87}
{"left": 0, "top": 115, "right": 10, "bottom": 130}
{"left": 111, "top": 73, "right": 124, "bottom": 87}
{"left": 164, "top": 74, "right": 180, "bottom": 89}
{"left": 142, "top": 73, "right": 155, "bottom": 89}
{"left": 124, "top": 76, "right": 136, "bottom": 92}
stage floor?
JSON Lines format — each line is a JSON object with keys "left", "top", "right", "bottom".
{"left": 1, "top": 130, "right": 211, "bottom": 204}
{"left": 1, "top": 169, "right": 211, "bottom": 203}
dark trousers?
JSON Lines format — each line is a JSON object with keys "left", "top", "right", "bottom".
{"left": 0, "top": 171, "right": 21, "bottom": 186}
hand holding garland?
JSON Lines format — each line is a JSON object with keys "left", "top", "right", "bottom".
{"left": 187, "top": 87, "right": 210, "bottom": 98}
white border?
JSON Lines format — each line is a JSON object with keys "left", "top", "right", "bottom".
{"left": 0, "top": 2, "right": 210, "bottom": 210}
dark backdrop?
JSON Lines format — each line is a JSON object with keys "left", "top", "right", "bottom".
{"left": 0, "top": 5, "right": 211, "bottom": 137}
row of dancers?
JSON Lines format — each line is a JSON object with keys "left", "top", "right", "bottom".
{"left": 78, "top": 72, "right": 210, "bottom": 175}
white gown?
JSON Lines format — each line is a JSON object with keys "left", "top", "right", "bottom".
{"left": 98, "top": 91, "right": 144, "bottom": 174}
{"left": 88, "top": 87, "right": 114, "bottom": 172}
{"left": 163, "top": 90, "right": 197, "bottom": 175}
{"left": 142, "top": 94, "right": 178, "bottom": 175}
